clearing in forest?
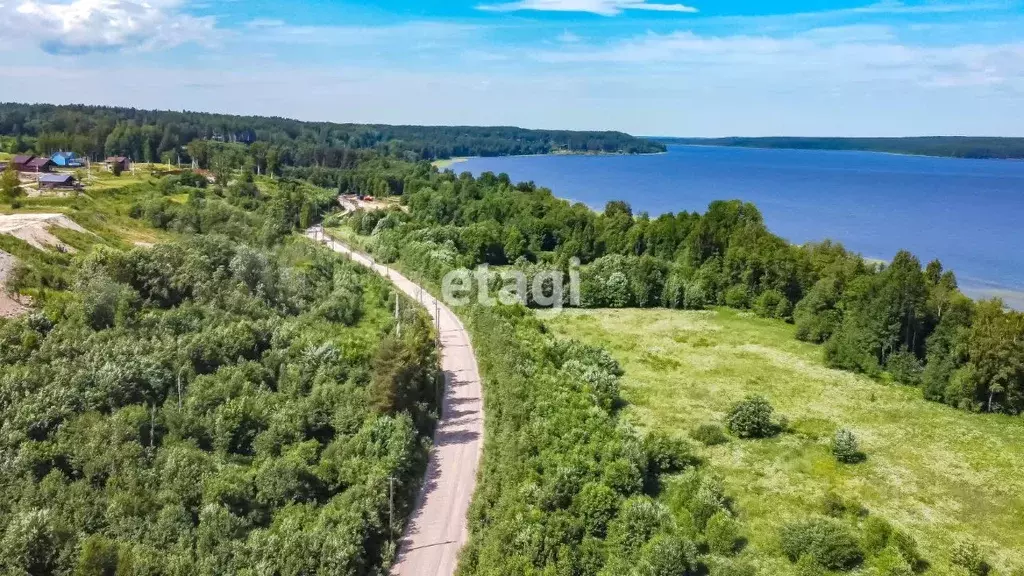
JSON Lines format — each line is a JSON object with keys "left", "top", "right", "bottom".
{"left": 546, "top": 308, "right": 1024, "bottom": 575}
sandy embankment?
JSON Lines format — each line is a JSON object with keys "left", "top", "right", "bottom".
{"left": 0, "top": 213, "right": 91, "bottom": 318}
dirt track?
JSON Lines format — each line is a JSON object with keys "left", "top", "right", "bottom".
{"left": 307, "top": 227, "right": 483, "bottom": 576}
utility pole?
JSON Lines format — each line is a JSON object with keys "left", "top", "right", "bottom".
{"left": 388, "top": 476, "right": 395, "bottom": 544}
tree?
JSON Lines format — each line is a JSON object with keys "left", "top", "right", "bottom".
{"left": 726, "top": 395, "right": 778, "bottom": 439}
{"left": 1, "top": 163, "right": 22, "bottom": 202}
{"left": 964, "top": 300, "right": 1024, "bottom": 414}
{"left": 831, "top": 429, "right": 864, "bottom": 464}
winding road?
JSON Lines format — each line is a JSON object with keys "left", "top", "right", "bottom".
{"left": 307, "top": 227, "right": 484, "bottom": 576}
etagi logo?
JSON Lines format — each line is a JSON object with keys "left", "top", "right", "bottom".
{"left": 440, "top": 260, "right": 581, "bottom": 311}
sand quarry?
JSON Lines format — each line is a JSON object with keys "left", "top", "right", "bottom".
{"left": 0, "top": 213, "right": 89, "bottom": 318}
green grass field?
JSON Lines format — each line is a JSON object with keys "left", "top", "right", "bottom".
{"left": 545, "top": 308, "right": 1024, "bottom": 575}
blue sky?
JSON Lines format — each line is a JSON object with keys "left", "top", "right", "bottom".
{"left": 0, "top": 0, "right": 1022, "bottom": 136}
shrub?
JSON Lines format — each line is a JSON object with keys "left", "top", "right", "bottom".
{"left": 691, "top": 475, "right": 728, "bottom": 531}
{"left": 753, "top": 289, "right": 791, "bottom": 319}
{"left": 950, "top": 539, "right": 990, "bottom": 576}
{"left": 780, "top": 518, "right": 863, "bottom": 571}
{"left": 607, "top": 496, "right": 671, "bottom": 556}
{"left": 726, "top": 395, "right": 778, "bottom": 439}
{"left": 574, "top": 482, "right": 621, "bottom": 537}
{"left": 822, "top": 491, "right": 848, "bottom": 518}
{"left": 874, "top": 545, "right": 914, "bottom": 576}
{"left": 886, "top": 349, "right": 923, "bottom": 386}
{"left": 637, "top": 533, "right": 698, "bottom": 576}
{"left": 705, "top": 511, "right": 741, "bottom": 555}
{"left": 691, "top": 423, "right": 729, "bottom": 446}
{"left": 831, "top": 429, "right": 865, "bottom": 464}
{"left": 724, "top": 285, "right": 750, "bottom": 308}
{"left": 644, "top": 431, "right": 697, "bottom": 476}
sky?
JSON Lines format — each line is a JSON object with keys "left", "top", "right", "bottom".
{"left": 0, "top": 0, "right": 1022, "bottom": 136}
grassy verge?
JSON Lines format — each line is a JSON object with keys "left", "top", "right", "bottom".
{"left": 546, "top": 307, "right": 1024, "bottom": 575}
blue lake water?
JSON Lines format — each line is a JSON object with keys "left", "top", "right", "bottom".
{"left": 459, "top": 145, "right": 1024, "bottom": 308}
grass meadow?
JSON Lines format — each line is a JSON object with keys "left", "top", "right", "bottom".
{"left": 545, "top": 308, "right": 1024, "bottom": 575}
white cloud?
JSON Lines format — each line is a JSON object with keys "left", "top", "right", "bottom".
{"left": 477, "top": 0, "right": 698, "bottom": 16}
{"left": 0, "top": 0, "right": 215, "bottom": 54}
{"left": 850, "top": 0, "right": 1012, "bottom": 14}
{"left": 527, "top": 26, "right": 1024, "bottom": 95}
{"left": 240, "top": 20, "right": 479, "bottom": 48}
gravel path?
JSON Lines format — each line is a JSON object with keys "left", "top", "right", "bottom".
{"left": 307, "top": 227, "right": 483, "bottom": 576}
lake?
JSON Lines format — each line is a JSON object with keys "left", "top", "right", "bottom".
{"left": 458, "top": 145, "right": 1024, "bottom": 308}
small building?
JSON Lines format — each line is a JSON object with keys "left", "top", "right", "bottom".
{"left": 26, "top": 157, "right": 53, "bottom": 173}
{"left": 11, "top": 155, "right": 34, "bottom": 171}
{"left": 105, "top": 156, "right": 131, "bottom": 172}
{"left": 38, "top": 174, "right": 76, "bottom": 189}
{"left": 10, "top": 155, "right": 53, "bottom": 173}
{"left": 51, "top": 151, "right": 83, "bottom": 168}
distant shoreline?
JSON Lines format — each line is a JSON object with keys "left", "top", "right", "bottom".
{"left": 656, "top": 137, "right": 1024, "bottom": 162}
{"left": 431, "top": 150, "right": 667, "bottom": 170}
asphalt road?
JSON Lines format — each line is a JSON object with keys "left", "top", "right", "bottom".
{"left": 308, "top": 227, "right": 484, "bottom": 576}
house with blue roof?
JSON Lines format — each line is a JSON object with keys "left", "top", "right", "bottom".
{"left": 50, "top": 151, "right": 83, "bottom": 168}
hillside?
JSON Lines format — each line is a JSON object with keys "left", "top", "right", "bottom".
{"left": 0, "top": 167, "right": 445, "bottom": 574}
{"left": 658, "top": 137, "right": 1024, "bottom": 160}
{"left": 0, "top": 102, "right": 665, "bottom": 164}
{"left": 547, "top": 308, "right": 1024, "bottom": 575}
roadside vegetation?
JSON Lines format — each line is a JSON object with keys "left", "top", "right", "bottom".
{"left": 0, "top": 165, "right": 442, "bottom": 573}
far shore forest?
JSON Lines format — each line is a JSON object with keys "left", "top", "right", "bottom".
{"left": 0, "top": 102, "right": 1021, "bottom": 576}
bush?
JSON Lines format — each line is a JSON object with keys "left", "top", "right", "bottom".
{"left": 831, "top": 429, "right": 865, "bottom": 464}
{"left": 726, "top": 395, "right": 779, "bottom": 439}
{"left": 950, "top": 539, "right": 989, "bottom": 576}
{"left": 644, "top": 432, "right": 698, "bottom": 476}
{"left": 886, "top": 349, "right": 923, "bottom": 386}
{"left": 753, "top": 289, "right": 792, "bottom": 320}
{"left": 691, "top": 423, "right": 729, "bottom": 446}
{"left": 607, "top": 496, "right": 671, "bottom": 556}
{"left": 574, "top": 483, "right": 621, "bottom": 537}
{"left": 780, "top": 518, "right": 864, "bottom": 571}
{"left": 822, "top": 491, "right": 848, "bottom": 518}
{"left": 705, "top": 511, "right": 741, "bottom": 555}
{"left": 724, "top": 285, "right": 750, "bottom": 308}
{"left": 636, "top": 533, "right": 698, "bottom": 576}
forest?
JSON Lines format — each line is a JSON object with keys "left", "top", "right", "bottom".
{"left": 0, "top": 102, "right": 664, "bottom": 167}
{"left": 0, "top": 173, "right": 442, "bottom": 574}
{"left": 659, "top": 136, "right": 1024, "bottom": 160}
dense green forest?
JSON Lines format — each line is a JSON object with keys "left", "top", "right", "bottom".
{"left": 0, "top": 102, "right": 664, "bottom": 166}
{"left": 658, "top": 136, "right": 1024, "bottom": 160}
{"left": 0, "top": 173, "right": 443, "bottom": 573}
